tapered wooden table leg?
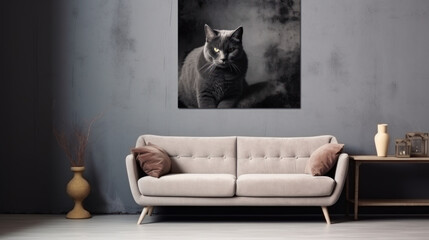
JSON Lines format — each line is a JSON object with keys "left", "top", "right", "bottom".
{"left": 354, "top": 162, "right": 361, "bottom": 220}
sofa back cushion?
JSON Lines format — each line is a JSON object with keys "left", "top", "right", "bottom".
{"left": 237, "top": 135, "right": 337, "bottom": 176}
{"left": 136, "top": 135, "right": 236, "bottom": 175}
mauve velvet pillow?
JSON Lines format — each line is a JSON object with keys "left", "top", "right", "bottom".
{"left": 305, "top": 143, "right": 344, "bottom": 176}
{"left": 132, "top": 143, "right": 171, "bottom": 178}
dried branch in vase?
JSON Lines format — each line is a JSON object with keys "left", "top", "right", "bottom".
{"left": 54, "top": 113, "right": 102, "bottom": 167}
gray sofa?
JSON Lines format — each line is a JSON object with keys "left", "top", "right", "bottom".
{"left": 125, "top": 135, "right": 349, "bottom": 224}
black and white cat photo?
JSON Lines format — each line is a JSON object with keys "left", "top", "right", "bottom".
{"left": 178, "top": 0, "right": 301, "bottom": 109}
{"left": 179, "top": 24, "right": 248, "bottom": 108}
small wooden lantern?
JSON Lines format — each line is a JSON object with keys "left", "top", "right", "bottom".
{"left": 406, "top": 132, "right": 429, "bottom": 157}
{"left": 395, "top": 138, "right": 411, "bottom": 157}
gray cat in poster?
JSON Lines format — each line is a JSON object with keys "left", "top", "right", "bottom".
{"left": 178, "top": 24, "right": 248, "bottom": 108}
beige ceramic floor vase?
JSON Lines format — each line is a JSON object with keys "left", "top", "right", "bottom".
{"left": 374, "top": 123, "right": 390, "bottom": 157}
{"left": 66, "top": 166, "right": 91, "bottom": 219}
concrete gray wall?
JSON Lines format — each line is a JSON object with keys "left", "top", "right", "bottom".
{"left": 2, "top": 0, "right": 429, "bottom": 214}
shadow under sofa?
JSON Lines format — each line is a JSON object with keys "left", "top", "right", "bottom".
{"left": 125, "top": 135, "right": 349, "bottom": 224}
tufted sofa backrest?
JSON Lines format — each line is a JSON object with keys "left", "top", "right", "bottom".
{"left": 135, "top": 135, "right": 337, "bottom": 176}
{"left": 136, "top": 135, "right": 237, "bottom": 175}
{"left": 237, "top": 135, "right": 337, "bottom": 176}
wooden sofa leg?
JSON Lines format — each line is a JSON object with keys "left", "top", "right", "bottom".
{"left": 137, "top": 207, "right": 149, "bottom": 225}
{"left": 321, "top": 206, "right": 331, "bottom": 224}
{"left": 148, "top": 206, "right": 154, "bottom": 216}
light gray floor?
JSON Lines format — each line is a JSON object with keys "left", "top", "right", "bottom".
{"left": 1, "top": 214, "right": 429, "bottom": 240}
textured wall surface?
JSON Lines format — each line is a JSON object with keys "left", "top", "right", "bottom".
{"left": 2, "top": 0, "right": 429, "bottom": 214}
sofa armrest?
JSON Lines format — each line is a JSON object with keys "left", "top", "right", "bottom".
{"left": 125, "top": 154, "right": 143, "bottom": 203}
{"left": 334, "top": 153, "right": 349, "bottom": 184}
{"left": 327, "top": 153, "right": 349, "bottom": 205}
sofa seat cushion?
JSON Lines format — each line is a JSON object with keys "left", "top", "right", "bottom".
{"left": 138, "top": 173, "right": 236, "bottom": 197}
{"left": 236, "top": 174, "right": 335, "bottom": 197}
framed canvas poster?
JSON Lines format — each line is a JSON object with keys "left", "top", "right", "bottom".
{"left": 178, "top": 0, "right": 301, "bottom": 109}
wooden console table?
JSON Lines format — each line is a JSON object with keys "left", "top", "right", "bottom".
{"left": 348, "top": 155, "right": 429, "bottom": 220}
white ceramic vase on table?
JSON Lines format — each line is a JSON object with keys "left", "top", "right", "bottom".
{"left": 374, "top": 123, "right": 389, "bottom": 157}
